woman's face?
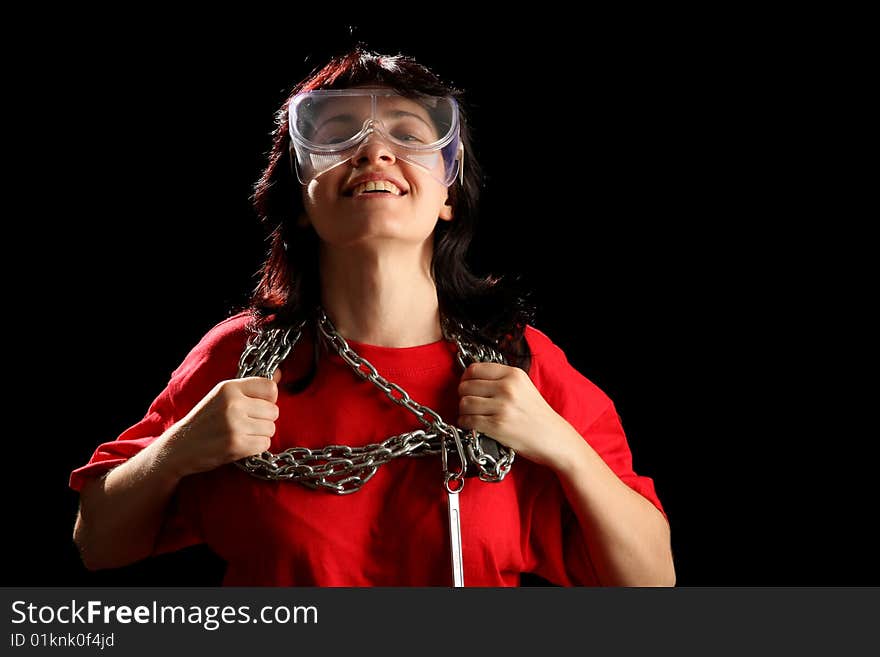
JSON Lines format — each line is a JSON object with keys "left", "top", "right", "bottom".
{"left": 299, "top": 91, "right": 454, "bottom": 250}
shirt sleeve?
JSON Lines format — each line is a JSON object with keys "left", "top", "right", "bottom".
{"left": 520, "top": 327, "right": 666, "bottom": 585}
{"left": 69, "top": 313, "right": 249, "bottom": 556}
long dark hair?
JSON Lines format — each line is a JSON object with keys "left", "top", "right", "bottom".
{"left": 246, "top": 47, "right": 534, "bottom": 382}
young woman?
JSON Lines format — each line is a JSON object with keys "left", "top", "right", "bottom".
{"left": 71, "top": 48, "right": 674, "bottom": 586}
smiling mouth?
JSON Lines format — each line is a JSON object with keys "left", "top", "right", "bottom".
{"left": 345, "top": 180, "right": 407, "bottom": 197}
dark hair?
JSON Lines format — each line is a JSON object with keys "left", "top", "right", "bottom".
{"left": 246, "top": 47, "right": 534, "bottom": 386}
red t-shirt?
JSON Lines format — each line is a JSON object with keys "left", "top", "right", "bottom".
{"left": 70, "top": 313, "right": 665, "bottom": 586}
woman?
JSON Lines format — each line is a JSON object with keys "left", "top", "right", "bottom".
{"left": 71, "top": 48, "right": 674, "bottom": 586}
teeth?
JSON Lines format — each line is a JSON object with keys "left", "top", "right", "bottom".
{"left": 352, "top": 180, "right": 402, "bottom": 196}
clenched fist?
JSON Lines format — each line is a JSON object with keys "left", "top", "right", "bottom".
{"left": 457, "top": 362, "right": 579, "bottom": 470}
{"left": 164, "top": 369, "right": 281, "bottom": 477}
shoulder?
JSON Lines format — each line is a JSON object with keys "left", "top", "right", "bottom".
{"left": 522, "top": 324, "right": 561, "bottom": 358}
{"left": 167, "top": 311, "right": 254, "bottom": 392}
{"left": 522, "top": 324, "right": 614, "bottom": 429}
{"left": 189, "top": 311, "right": 253, "bottom": 355}
{"left": 522, "top": 325, "right": 598, "bottom": 388}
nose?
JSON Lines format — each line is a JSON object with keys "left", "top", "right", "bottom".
{"left": 349, "top": 133, "right": 397, "bottom": 168}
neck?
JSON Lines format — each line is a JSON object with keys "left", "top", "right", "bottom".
{"left": 318, "top": 241, "right": 443, "bottom": 347}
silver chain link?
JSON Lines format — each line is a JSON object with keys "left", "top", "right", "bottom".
{"left": 233, "top": 309, "right": 515, "bottom": 492}
{"left": 237, "top": 323, "right": 302, "bottom": 380}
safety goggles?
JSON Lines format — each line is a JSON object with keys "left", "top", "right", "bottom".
{"left": 288, "top": 88, "right": 463, "bottom": 187}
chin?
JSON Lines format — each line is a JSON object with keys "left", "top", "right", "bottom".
{"left": 332, "top": 227, "right": 432, "bottom": 247}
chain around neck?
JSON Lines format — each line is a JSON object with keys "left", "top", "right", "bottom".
{"left": 234, "top": 307, "right": 515, "bottom": 492}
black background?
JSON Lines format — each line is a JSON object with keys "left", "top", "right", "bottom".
{"left": 6, "top": 15, "right": 873, "bottom": 586}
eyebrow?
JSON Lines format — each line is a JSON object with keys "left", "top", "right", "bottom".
{"left": 313, "top": 113, "right": 357, "bottom": 135}
{"left": 312, "top": 109, "right": 437, "bottom": 138}
{"left": 384, "top": 109, "right": 435, "bottom": 132}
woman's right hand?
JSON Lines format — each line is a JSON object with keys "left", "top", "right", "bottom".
{"left": 164, "top": 369, "right": 281, "bottom": 477}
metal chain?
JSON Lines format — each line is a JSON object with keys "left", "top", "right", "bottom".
{"left": 234, "top": 309, "right": 516, "bottom": 492}
{"left": 237, "top": 322, "right": 303, "bottom": 380}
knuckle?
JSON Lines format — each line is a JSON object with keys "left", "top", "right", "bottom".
{"left": 224, "top": 400, "right": 242, "bottom": 420}
{"left": 236, "top": 433, "right": 254, "bottom": 452}
{"left": 227, "top": 414, "right": 247, "bottom": 436}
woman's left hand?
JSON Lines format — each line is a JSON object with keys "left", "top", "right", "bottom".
{"left": 457, "top": 362, "right": 581, "bottom": 470}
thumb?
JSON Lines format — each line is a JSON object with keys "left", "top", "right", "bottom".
{"left": 272, "top": 367, "right": 282, "bottom": 384}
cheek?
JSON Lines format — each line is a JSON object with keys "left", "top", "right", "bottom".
{"left": 402, "top": 168, "right": 447, "bottom": 208}
{"left": 302, "top": 180, "right": 321, "bottom": 209}
{"left": 302, "top": 180, "right": 341, "bottom": 220}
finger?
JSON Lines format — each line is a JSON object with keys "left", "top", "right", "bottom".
{"left": 458, "top": 379, "right": 498, "bottom": 398}
{"left": 462, "top": 362, "right": 509, "bottom": 380}
{"left": 243, "top": 435, "right": 272, "bottom": 457}
{"left": 272, "top": 367, "right": 282, "bottom": 384}
{"left": 459, "top": 395, "right": 497, "bottom": 416}
{"left": 246, "top": 399, "right": 280, "bottom": 421}
{"left": 245, "top": 418, "right": 277, "bottom": 439}
{"left": 239, "top": 376, "right": 279, "bottom": 403}
{"left": 458, "top": 413, "right": 491, "bottom": 431}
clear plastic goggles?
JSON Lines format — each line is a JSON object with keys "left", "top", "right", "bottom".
{"left": 288, "top": 89, "right": 463, "bottom": 187}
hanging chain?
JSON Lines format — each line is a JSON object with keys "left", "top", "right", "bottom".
{"left": 237, "top": 322, "right": 303, "bottom": 380}
{"left": 233, "top": 309, "right": 516, "bottom": 492}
